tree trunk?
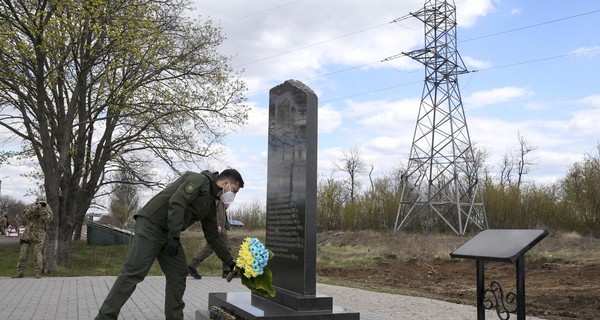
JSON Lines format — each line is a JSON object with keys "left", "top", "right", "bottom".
{"left": 43, "top": 220, "right": 58, "bottom": 273}
{"left": 73, "top": 214, "right": 85, "bottom": 241}
{"left": 43, "top": 190, "right": 77, "bottom": 272}
{"left": 57, "top": 228, "right": 73, "bottom": 268}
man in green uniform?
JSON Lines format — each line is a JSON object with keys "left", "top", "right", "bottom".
{"left": 95, "top": 169, "right": 244, "bottom": 320}
{"left": 188, "top": 200, "right": 232, "bottom": 279}
{"left": 12, "top": 195, "right": 53, "bottom": 279}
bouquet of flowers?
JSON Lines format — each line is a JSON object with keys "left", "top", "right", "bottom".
{"left": 227, "top": 237, "right": 275, "bottom": 297}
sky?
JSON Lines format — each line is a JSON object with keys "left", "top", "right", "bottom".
{"left": 1, "top": 0, "right": 600, "bottom": 211}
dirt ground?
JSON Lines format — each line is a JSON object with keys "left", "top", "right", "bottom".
{"left": 319, "top": 256, "right": 600, "bottom": 320}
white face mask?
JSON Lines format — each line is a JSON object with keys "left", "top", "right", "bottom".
{"left": 220, "top": 181, "right": 236, "bottom": 205}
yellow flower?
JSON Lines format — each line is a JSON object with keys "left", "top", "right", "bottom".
{"left": 236, "top": 237, "right": 260, "bottom": 277}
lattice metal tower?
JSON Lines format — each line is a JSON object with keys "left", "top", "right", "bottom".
{"left": 393, "top": 0, "right": 488, "bottom": 235}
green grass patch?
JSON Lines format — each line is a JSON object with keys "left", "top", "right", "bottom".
{"left": 317, "top": 245, "right": 376, "bottom": 268}
{"left": 0, "top": 229, "right": 263, "bottom": 278}
{"left": 1, "top": 229, "right": 598, "bottom": 278}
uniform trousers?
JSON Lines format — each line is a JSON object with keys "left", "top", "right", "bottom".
{"left": 95, "top": 216, "right": 188, "bottom": 320}
{"left": 16, "top": 239, "right": 44, "bottom": 274}
{"left": 189, "top": 228, "right": 231, "bottom": 272}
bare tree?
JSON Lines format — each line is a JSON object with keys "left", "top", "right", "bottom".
{"left": 333, "top": 148, "right": 366, "bottom": 203}
{"left": 498, "top": 152, "right": 514, "bottom": 186}
{"left": 497, "top": 133, "right": 537, "bottom": 188}
{"left": 0, "top": 0, "right": 247, "bottom": 271}
{"left": 516, "top": 132, "right": 538, "bottom": 188}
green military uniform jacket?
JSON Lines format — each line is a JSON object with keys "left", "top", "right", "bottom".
{"left": 135, "top": 170, "right": 233, "bottom": 265}
{"left": 21, "top": 204, "right": 53, "bottom": 242}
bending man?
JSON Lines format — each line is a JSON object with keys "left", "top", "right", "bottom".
{"left": 95, "top": 169, "right": 244, "bottom": 320}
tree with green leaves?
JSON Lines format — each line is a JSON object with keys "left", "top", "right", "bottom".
{"left": 109, "top": 169, "right": 140, "bottom": 227}
{"left": 0, "top": 0, "right": 247, "bottom": 272}
{"left": 561, "top": 144, "right": 600, "bottom": 236}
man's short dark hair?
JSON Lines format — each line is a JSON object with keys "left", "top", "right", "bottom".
{"left": 219, "top": 168, "right": 244, "bottom": 188}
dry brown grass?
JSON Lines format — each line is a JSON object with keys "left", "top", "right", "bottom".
{"left": 315, "top": 229, "right": 600, "bottom": 266}
{"left": 182, "top": 229, "right": 600, "bottom": 276}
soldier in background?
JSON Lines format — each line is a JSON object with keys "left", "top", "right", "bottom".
{"left": 12, "top": 195, "right": 53, "bottom": 279}
{"left": 0, "top": 213, "right": 8, "bottom": 235}
{"left": 188, "top": 200, "right": 232, "bottom": 279}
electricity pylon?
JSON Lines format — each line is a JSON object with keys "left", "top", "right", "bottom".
{"left": 393, "top": 0, "right": 488, "bottom": 235}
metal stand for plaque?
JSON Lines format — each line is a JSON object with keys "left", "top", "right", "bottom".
{"left": 450, "top": 229, "right": 548, "bottom": 320}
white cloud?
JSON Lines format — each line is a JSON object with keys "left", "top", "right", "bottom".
{"left": 578, "top": 94, "right": 600, "bottom": 106}
{"left": 568, "top": 46, "right": 600, "bottom": 57}
{"left": 193, "top": 0, "right": 497, "bottom": 92}
{"left": 510, "top": 8, "right": 522, "bottom": 15}
{"left": 568, "top": 104, "right": 600, "bottom": 136}
{"left": 318, "top": 104, "right": 343, "bottom": 134}
{"left": 462, "top": 55, "right": 493, "bottom": 69}
{"left": 456, "top": 0, "right": 496, "bottom": 28}
{"left": 464, "top": 86, "right": 532, "bottom": 109}
{"left": 233, "top": 104, "right": 268, "bottom": 137}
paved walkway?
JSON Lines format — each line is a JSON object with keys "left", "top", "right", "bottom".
{"left": 0, "top": 275, "right": 547, "bottom": 320}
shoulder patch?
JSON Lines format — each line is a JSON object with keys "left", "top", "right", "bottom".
{"left": 184, "top": 182, "right": 197, "bottom": 194}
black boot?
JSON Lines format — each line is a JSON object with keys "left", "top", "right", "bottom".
{"left": 188, "top": 265, "right": 202, "bottom": 279}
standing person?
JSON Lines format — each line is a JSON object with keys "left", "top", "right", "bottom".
{"left": 188, "top": 200, "right": 232, "bottom": 279}
{"left": 95, "top": 169, "right": 244, "bottom": 320}
{"left": 12, "top": 195, "right": 53, "bottom": 279}
{"left": 0, "top": 213, "right": 8, "bottom": 235}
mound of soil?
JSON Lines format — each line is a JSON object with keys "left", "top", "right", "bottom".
{"left": 318, "top": 257, "right": 600, "bottom": 320}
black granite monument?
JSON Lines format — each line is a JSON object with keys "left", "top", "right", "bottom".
{"left": 198, "top": 80, "right": 359, "bottom": 319}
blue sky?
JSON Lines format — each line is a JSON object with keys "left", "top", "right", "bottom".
{"left": 2, "top": 0, "right": 600, "bottom": 211}
{"left": 195, "top": 0, "right": 600, "bottom": 210}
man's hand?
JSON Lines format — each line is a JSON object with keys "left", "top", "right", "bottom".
{"left": 164, "top": 238, "right": 182, "bottom": 257}
{"left": 226, "top": 263, "right": 237, "bottom": 282}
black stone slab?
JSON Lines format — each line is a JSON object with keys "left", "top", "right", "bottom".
{"left": 450, "top": 229, "right": 549, "bottom": 262}
{"left": 265, "top": 79, "right": 318, "bottom": 298}
{"left": 202, "top": 292, "right": 359, "bottom": 320}
{"left": 204, "top": 80, "right": 359, "bottom": 319}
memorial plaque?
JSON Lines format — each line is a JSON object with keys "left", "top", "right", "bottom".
{"left": 200, "top": 80, "right": 359, "bottom": 320}
{"left": 265, "top": 79, "right": 318, "bottom": 296}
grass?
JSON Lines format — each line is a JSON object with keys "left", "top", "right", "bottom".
{"left": 0, "top": 229, "right": 266, "bottom": 278}
{"left": 1, "top": 229, "right": 598, "bottom": 278}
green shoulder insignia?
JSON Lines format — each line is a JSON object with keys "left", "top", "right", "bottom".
{"left": 184, "top": 182, "right": 197, "bottom": 194}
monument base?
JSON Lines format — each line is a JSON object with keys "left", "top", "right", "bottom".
{"left": 196, "top": 292, "right": 359, "bottom": 320}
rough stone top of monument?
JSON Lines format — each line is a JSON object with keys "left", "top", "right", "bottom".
{"left": 273, "top": 79, "right": 316, "bottom": 95}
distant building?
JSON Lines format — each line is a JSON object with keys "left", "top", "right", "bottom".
{"left": 87, "top": 212, "right": 109, "bottom": 222}
{"left": 229, "top": 219, "right": 244, "bottom": 228}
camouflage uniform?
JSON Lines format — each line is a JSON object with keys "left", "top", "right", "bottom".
{"left": 0, "top": 213, "right": 8, "bottom": 235}
{"left": 14, "top": 195, "right": 53, "bottom": 278}
{"left": 188, "top": 200, "right": 232, "bottom": 278}
{"left": 96, "top": 170, "right": 238, "bottom": 320}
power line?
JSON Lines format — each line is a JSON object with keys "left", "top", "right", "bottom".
{"left": 321, "top": 80, "right": 423, "bottom": 104}
{"left": 460, "top": 9, "right": 600, "bottom": 43}
{"left": 233, "top": 21, "right": 395, "bottom": 68}
{"left": 473, "top": 47, "right": 600, "bottom": 72}
{"left": 319, "top": 47, "right": 600, "bottom": 103}
{"left": 235, "top": 7, "right": 600, "bottom": 70}
{"left": 238, "top": 7, "right": 600, "bottom": 101}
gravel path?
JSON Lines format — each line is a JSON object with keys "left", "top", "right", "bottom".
{"left": 317, "top": 283, "right": 547, "bottom": 320}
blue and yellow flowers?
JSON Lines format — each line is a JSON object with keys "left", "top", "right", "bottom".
{"left": 233, "top": 237, "right": 275, "bottom": 297}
